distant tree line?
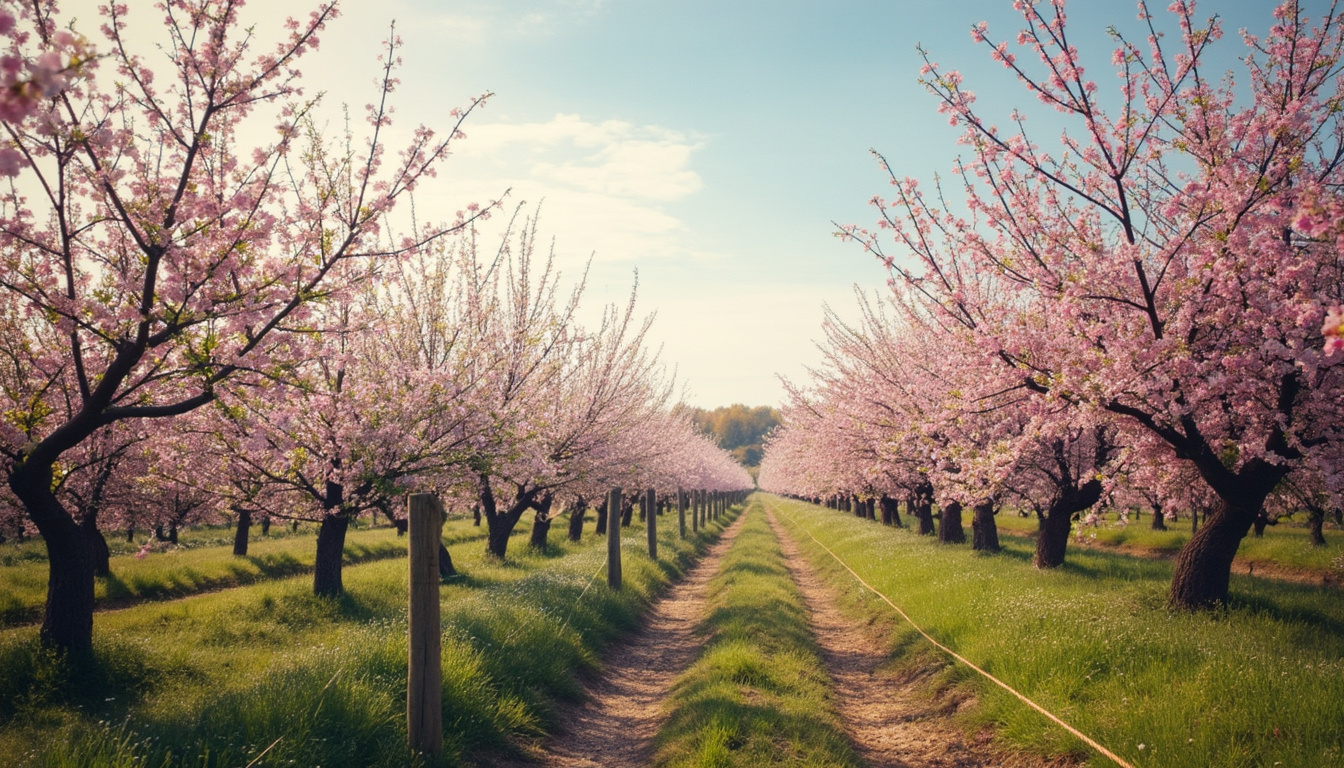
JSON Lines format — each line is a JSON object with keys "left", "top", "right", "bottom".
{"left": 682, "top": 404, "right": 781, "bottom": 467}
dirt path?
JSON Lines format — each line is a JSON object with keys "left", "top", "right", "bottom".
{"left": 494, "top": 512, "right": 750, "bottom": 768}
{"left": 763, "top": 503, "right": 1070, "bottom": 768}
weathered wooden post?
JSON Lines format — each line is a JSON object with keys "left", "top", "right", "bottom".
{"left": 607, "top": 487, "right": 623, "bottom": 589}
{"left": 645, "top": 488, "right": 657, "bottom": 559}
{"left": 407, "top": 493, "right": 442, "bottom": 761}
{"left": 677, "top": 488, "right": 687, "bottom": 539}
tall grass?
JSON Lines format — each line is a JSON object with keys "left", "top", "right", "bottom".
{"left": 0, "top": 507, "right": 739, "bottom": 767}
{"left": 655, "top": 500, "right": 861, "bottom": 768}
{"left": 0, "top": 524, "right": 458, "bottom": 628}
{"left": 994, "top": 509, "right": 1344, "bottom": 573}
{"left": 765, "top": 494, "right": 1344, "bottom": 768}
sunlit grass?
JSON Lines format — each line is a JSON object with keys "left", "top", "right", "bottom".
{"left": 0, "top": 522, "right": 466, "bottom": 628}
{"left": 765, "top": 494, "right": 1344, "bottom": 768}
{"left": 993, "top": 510, "right": 1344, "bottom": 574}
{"left": 0, "top": 508, "right": 739, "bottom": 767}
{"left": 655, "top": 500, "right": 861, "bottom": 768}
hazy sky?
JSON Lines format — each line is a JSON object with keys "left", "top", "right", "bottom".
{"left": 80, "top": 0, "right": 1290, "bottom": 408}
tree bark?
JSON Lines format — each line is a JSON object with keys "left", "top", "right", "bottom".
{"left": 479, "top": 476, "right": 534, "bottom": 561}
{"left": 528, "top": 495, "right": 554, "bottom": 552}
{"left": 233, "top": 508, "right": 252, "bottom": 557}
{"left": 594, "top": 499, "right": 608, "bottom": 536}
{"left": 937, "top": 501, "right": 965, "bottom": 544}
{"left": 313, "top": 481, "right": 348, "bottom": 597}
{"left": 567, "top": 497, "right": 586, "bottom": 542}
{"left": 1308, "top": 507, "right": 1326, "bottom": 546}
{"left": 1034, "top": 505, "right": 1073, "bottom": 568}
{"left": 620, "top": 495, "right": 634, "bottom": 527}
{"left": 971, "top": 500, "right": 999, "bottom": 553}
{"left": 81, "top": 511, "right": 111, "bottom": 577}
{"left": 260, "top": 516, "right": 271, "bottom": 536}
{"left": 1169, "top": 494, "right": 1268, "bottom": 608}
{"left": 10, "top": 461, "right": 95, "bottom": 653}
{"left": 1150, "top": 502, "right": 1167, "bottom": 531}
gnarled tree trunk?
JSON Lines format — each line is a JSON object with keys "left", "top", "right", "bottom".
{"left": 313, "top": 481, "right": 349, "bottom": 597}
{"left": 11, "top": 461, "right": 95, "bottom": 653}
{"left": 81, "top": 511, "right": 111, "bottom": 577}
{"left": 937, "top": 501, "right": 965, "bottom": 544}
{"left": 1149, "top": 502, "right": 1167, "bottom": 531}
{"left": 567, "top": 497, "right": 586, "bottom": 542}
{"left": 233, "top": 507, "right": 252, "bottom": 556}
{"left": 529, "top": 495, "right": 554, "bottom": 552}
{"left": 970, "top": 500, "right": 999, "bottom": 552}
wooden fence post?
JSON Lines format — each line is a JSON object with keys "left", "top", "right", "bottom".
{"left": 607, "top": 487, "right": 623, "bottom": 589}
{"left": 408, "top": 493, "right": 442, "bottom": 761}
{"left": 677, "top": 488, "right": 686, "bottom": 539}
{"left": 645, "top": 488, "right": 657, "bottom": 559}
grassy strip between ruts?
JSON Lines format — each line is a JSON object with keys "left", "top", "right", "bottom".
{"left": 764, "top": 494, "right": 1344, "bottom": 768}
{"left": 0, "top": 522, "right": 475, "bottom": 628}
{"left": 654, "top": 499, "right": 861, "bottom": 768}
{"left": 0, "top": 506, "right": 740, "bottom": 767}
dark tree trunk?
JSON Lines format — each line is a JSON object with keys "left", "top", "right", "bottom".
{"left": 621, "top": 496, "right": 634, "bottom": 527}
{"left": 1150, "top": 502, "right": 1167, "bottom": 531}
{"left": 1034, "top": 506, "right": 1073, "bottom": 568}
{"left": 594, "top": 500, "right": 608, "bottom": 535}
{"left": 125, "top": 526, "right": 135, "bottom": 543}
{"left": 1034, "top": 477, "right": 1103, "bottom": 568}
{"left": 260, "top": 516, "right": 271, "bottom": 536}
{"left": 567, "top": 498, "right": 586, "bottom": 542}
{"left": 473, "top": 505, "right": 481, "bottom": 526}
{"left": 479, "top": 476, "right": 534, "bottom": 560}
{"left": 914, "top": 493, "right": 935, "bottom": 536}
{"left": 11, "top": 462, "right": 96, "bottom": 654}
{"left": 1308, "top": 507, "right": 1326, "bottom": 546}
{"left": 970, "top": 501, "right": 999, "bottom": 553}
{"left": 168, "top": 523, "right": 178, "bottom": 545}
{"left": 1169, "top": 490, "right": 1274, "bottom": 609}
{"left": 81, "top": 512, "right": 111, "bottom": 577}
{"left": 1252, "top": 511, "right": 1272, "bottom": 538}
{"left": 529, "top": 495, "right": 554, "bottom": 552}
{"left": 937, "top": 501, "right": 965, "bottom": 544}
{"left": 313, "top": 481, "right": 348, "bottom": 597}
{"left": 233, "top": 508, "right": 252, "bottom": 556}
{"left": 1191, "top": 507, "right": 1199, "bottom": 534}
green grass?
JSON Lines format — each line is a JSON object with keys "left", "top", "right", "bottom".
{"left": 0, "top": 508, "right": 739, "bottom": 767}
{"left": 763, "top": 494, "right": 1344, "bottom": 768}
{"left": 655, "top": 500, "right": 861, "bottom": 768}
{"left": 0, "top": 522, "right": 455, "bottom": 628}
{"left": 993, "top": 510, "right": 1344, "bottom": 574}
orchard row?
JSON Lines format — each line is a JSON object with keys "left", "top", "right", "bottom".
{"left": 0, "top": 2, "right": 750, "bottom": 655}
{"left": 759, "top": 0, "right": 1344, "bottom": 608}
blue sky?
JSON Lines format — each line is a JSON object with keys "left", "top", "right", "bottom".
{"left": 94, "top": 0, "right": 1293, "bottom": 408}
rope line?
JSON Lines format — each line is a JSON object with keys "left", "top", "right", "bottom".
{"left": 768, "top": 500, "right": 1136, "bottom": 768}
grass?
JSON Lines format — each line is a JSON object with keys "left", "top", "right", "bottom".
{"left": 993, "top": 510, "right": 1344, "bottom": 575}
{"left": 0, "top": 522, "right": 461, "bottom": 628}
{"left": 764, "top": 493, "right": 1344, "bottom": 768}
{"left": 0, "top": 507, "right": 739, "bottom": 767}
{"left": 654, "top": 499, "right": 861, "bottom": 768}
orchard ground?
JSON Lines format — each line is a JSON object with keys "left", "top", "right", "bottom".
{"left": 2, "top": 494, "right": 1341, "bottom": 767}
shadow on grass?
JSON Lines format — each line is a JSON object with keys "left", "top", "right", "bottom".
{"left": 0, "top": 634, "right": 158, "bottom": 727}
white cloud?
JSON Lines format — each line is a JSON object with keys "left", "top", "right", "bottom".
{"left": 427, "top": 113, "right": 707, "bottom": 264}
{"left": 461, "top": 114, "right": 704, "bottom": 201}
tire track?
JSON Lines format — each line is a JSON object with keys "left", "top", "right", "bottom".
{"left": 763, "top": 503, "right": 1072, "bottom": 768}
{"left": 493, "top": 511, "right": 750, "bottom": 768}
